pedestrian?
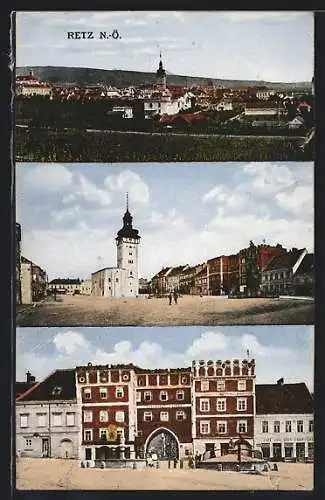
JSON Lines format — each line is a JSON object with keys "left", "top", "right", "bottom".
{"left": 168, "top": 292, "right": 172, "bottom": 305}
{"left": 173, "top": 290, "right": 178, "bottom": 304}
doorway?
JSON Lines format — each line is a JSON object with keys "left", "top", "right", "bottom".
{"left": 42, "top": 438, "right": 49, "bottom": 457}
{"left": 273, "top": 443, "right": 282, "bottom": 460}
{"left": 296, "top": 443, "right": 305, "bottom": 462}
{"left": 60, "top": 439, "right": 73, "bottom": 459}
{"left": 220, "top": 443, "right": 229, "bottom": 456}
{"left": 146, "top": 429, "right": 179, "bottom": 460}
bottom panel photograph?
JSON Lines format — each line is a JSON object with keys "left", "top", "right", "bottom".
{"left": 16, "top": 325, "right": 314, "bottom": 491}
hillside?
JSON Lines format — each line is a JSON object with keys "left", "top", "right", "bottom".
{"left": 16, "top": 66, "right": 311, "bottom": 91}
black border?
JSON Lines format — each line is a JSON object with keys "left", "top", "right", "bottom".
{"left": 2, "top": 5, "right": 323, "bottom": 500}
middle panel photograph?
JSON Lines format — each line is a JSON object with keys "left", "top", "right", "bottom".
{"left": 16, "top": 162, "right": 314, "bottom": 327}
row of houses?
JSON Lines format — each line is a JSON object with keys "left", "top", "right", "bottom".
{"left": 16, "top": 62, "right": 313, "bottom": 127}
{"left": 16, "top": 360, "right": 314, "bottom": 465}
{"left": 150, "top": 243, "right": 314, "bottom": 297}
{"left": 16, "top": 71, "right": 312, "bottom": 107}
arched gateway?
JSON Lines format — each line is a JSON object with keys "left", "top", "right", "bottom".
{"left": 145, "top": 428, "right": 179, "bottom": 460}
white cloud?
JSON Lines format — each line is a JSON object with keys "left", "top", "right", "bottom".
{"left": 276, "top": 186, "right": 313, "bottom": 217}
{"left": 21, "top": 227, "right": 112, "bottom": 280}
{"left": 53, "top": 333, "right": 185, "bottom": 371}
{"left": 104, "top": 170, "right": 150, "bottom": 204}
{"left": 240, "top": 333, "right": 291, "bottom": 357}
{"left": 21, "top": 164, "right": 73, "bottom": 192}
{"left": 187, "top": 331, "right": 230, "bottom": 357}
{"left": 77, "top": 175, "right": 112, "bottom": 206}
{"left": 51, "top": 205, "right": 82, "bottom": 223}
{"left": 16, "top": 328, "right": 314, "bottom": 392}
{"left": 53, "top": 330, "right": 90, "bottom": 355}
{"left": 203, "top": 185, "right": 226, "bottom": 203}
{"left": 242, "top": 163, "right": 296, "bottom": 194}
{"left": 17, "top": 164, "right": 314, "bottom": 280}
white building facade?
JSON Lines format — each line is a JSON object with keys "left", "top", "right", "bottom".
{"left": 255, "top": 413, "right": 314, "bottom": 461}
{"left": 80, "top": 279, "right": 92, "bottom": 295}
{"left": 16, "top": 369, "right": 79, "bottom": 459}
{"left": 254, "top": 381, "right": 314, "bottom": 462}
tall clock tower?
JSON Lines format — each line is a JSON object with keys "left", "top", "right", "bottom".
{"left": 156, "top": 51, "right": 167, "bottom": 89}
{"left": 116, "top": 194, "right": 141, "bottom": 296}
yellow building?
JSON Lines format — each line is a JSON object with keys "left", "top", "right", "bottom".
{"left": 48, "top": 278, "right": 82, "bottom": 295}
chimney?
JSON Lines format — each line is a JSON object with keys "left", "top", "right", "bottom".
{"left": 26, "top": 371, "right": 36, "bottom": 383}
{"left": 277, "top": 377, "right": 284, "bottom": 386}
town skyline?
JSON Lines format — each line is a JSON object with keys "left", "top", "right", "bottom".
{"left": 16, "top": 326, "right": 314, "bottom": 392}
{"left": 16, "top": 162, "right": 314, "bottom": 281}
{"left": 16, "top": 11, "right": 313, "bottom": 82}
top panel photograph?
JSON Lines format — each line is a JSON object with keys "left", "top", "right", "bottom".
{"left": 15, "top": 11, "right": 314, "bottom": 163}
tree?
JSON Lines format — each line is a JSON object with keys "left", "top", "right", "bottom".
{"left": 245, "top": 241, "right": 261, "bottom": 297}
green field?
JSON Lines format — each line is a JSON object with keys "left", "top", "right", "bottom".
{"left": 16, "top": 128, "right": 312, "bottom": 162}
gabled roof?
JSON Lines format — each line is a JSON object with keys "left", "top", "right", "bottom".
{"left": 264, "top": 248, "right": 306, "bottom": 272}
{"left": 21, "top": 256, "right": 46, "bottom": 273}
{"left": 16, "top": 381, "right": 38, "bottom": 399}
{"left": 49, "top": 278, "right": 81, "bottom": 285}
{"left": 159, "top": 112, "right": 205, "bottom": 124}
{"left": 17, "top": 369, "right": 76, "bottom": 402}
{"left": 151, "top": 267, "right": 172, "bottom": 280}
{"left": 167, "top": 265, "right": 188, "bottom": 278}
{"left": 295, "top": 253, "right": 314, "bottom": 274}
{"left": 256, "top": 383, "right": 313, "bottom": 414}
{"left": 180, "top": 266, "right": 198, "bottom": 276}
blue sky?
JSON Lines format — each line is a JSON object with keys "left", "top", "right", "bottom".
{"left": 16, "top": 326, "right": 314, "bottom": 391}
{"left": 16, "top": 162, "right": 314, "bottom": 281}
{"left": 16, "top": 11, "right": 314, "bottom": 82}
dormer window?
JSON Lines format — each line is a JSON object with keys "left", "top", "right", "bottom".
{"left": 51, "top": 386, "right": 62, "bottom": 396}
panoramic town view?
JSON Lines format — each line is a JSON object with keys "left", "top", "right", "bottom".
{"left": 14, "top": 9, "right": 315, "bottom": 495}
{"left": 16, "top": 326, "right": 314, "bottom": 490}
{"left": 15, "top": 162, "right": 314, "bottom": 326}
{"left": 15, "top": 11, "right": 314, "bottom": 162}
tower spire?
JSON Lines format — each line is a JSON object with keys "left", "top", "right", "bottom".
{"left": 126, "top": 192, "right": 129, "bottom": 212}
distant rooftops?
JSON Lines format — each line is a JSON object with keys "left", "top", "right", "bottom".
{"left": 49, "top": 278, "right": 82, "bottom": 285}
{"left": 264, "top": 248, "right": 306, "bottom": 271}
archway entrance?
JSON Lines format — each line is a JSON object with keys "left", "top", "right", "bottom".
{"left": 146, "top": 429, "right": 179, "bottom": 460}
{"left": 60, "top": 439, "right": 73, "bottom": 459}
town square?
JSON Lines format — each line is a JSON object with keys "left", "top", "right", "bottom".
{"left": 16, "top": 326, "right": 314, "bottom": 490}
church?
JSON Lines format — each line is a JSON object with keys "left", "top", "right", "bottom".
{"left": 91, "top": 196, "right": 141, "bottom": 298}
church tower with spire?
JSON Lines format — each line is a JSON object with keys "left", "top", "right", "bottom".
{"left": 115, "top": 194, "right": 141, "bottom": 297}
{"left": 156, "top": 51, "right": 167, "bottom": 89}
